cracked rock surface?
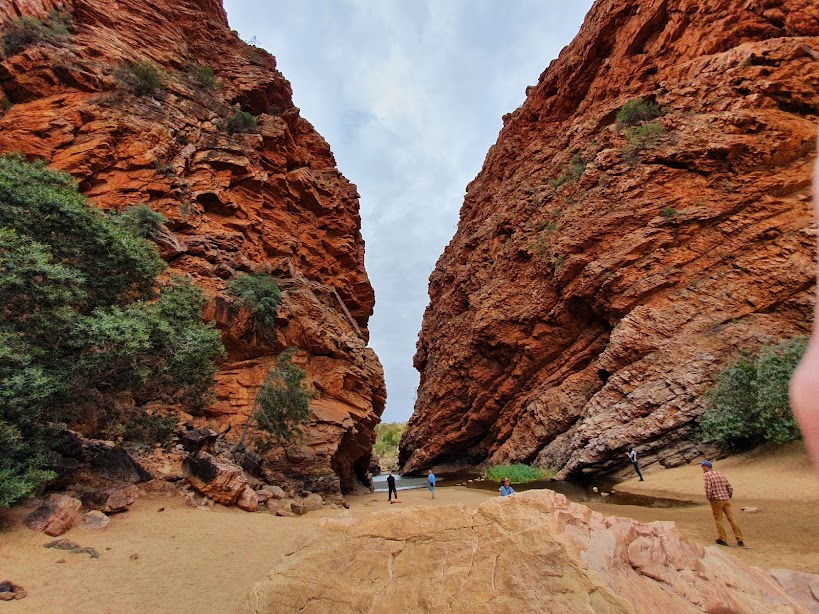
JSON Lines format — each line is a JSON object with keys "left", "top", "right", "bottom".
{"left": 240, "top": 490, "right": 810, "bottom": 613}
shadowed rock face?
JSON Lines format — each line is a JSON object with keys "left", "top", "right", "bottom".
{"left": 0, "top": 0, "right": 385, "bottom": 494}
{"left": 401, "top": 0, "right": 818, "bottom": 477}
{"left": 240, "top": 490, "right": 811, "bottom": 613}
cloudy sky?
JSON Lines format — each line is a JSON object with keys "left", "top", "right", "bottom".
{"left": 222, "top": 1, "right": 595, "bottom": 422}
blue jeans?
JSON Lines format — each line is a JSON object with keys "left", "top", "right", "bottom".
{"left": 632, "top": 461, "right": 644, "bottom": 481}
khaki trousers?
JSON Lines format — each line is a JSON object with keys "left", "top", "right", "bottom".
{"left": 710, "top": 499, "right": 743, "bottom": 542}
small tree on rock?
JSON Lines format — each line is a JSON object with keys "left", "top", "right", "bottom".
{"left": 234, "top": 348, "right": 313, "bottom": 452}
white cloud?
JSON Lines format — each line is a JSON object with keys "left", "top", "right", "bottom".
{"left": 223, "top": 0, "right": 595, "bottom": 421}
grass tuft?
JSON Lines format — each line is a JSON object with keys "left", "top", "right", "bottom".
{"left": 483, "top": 464, "right": 555, "bottom": 483}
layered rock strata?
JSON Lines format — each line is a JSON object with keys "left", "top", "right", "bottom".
{"left": 401, "top": 0, "right": 818, "bottom": 476}
{"left": 0, "top": 0, "right": 385, "bottom": 493}
{"left": 240, "top": 490, "right": 813, "bottom": 613}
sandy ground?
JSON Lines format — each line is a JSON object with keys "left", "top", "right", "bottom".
{"left": 0, "top": 443, "right": 816, "bottom": 613}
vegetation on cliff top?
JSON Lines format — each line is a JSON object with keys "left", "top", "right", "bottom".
{"left": 374, "top": 422, "right": 406, "bottom": 470}
{"left": 699, "top": 337, "right": 806, "bottom": 450}
{"left": 0, "top": 154, "right": 224, "bottom": 506}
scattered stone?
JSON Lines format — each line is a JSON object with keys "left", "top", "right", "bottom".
{"left": 180, "top": 427, "right": 219, "bottom": 453}
{"left": 43, "top": 539, "right": 100, "bottom": 559}
{"left": 82, "top": 511, "right": 110, "bottom": 531}
{"left": 157, "top": 507, "right": 165, "bottom": 512}
{"left": 237, "top": 486, "right": 258, "bottom": 512}
{"left": 81, "top": 485, "right": 139, "bottom": 513}
{"left": 182, "top": 451, "right": 247, "bottom": 506}
{"left": 26, "top": 495, "right": 82, "bottom": 536}
{"left": 290, "top": 501, "right": 308, "bottom": 516}
{"left": 275, "top": 508, "right": 296, "bottom": 518}
{"left": 56, "top": 559, "right": 65, "bottom": 564}
{"left": 0, "top": 581, "right": 26, "bottom": 600}
{"left": 741, "top": 506, "right": 761, "bottom": 513}
{"left": 130, "top": 553, "right": 139, "bottom": 560}
{"left": 184, "top": 493, "right": 197, "bottom": 507}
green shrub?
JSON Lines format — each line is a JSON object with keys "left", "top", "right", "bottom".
{"left": 0, "top": 154, "right": 225, "bottom": 505}
{"left": 625, "top": 121, "right": 667, "bottom": 147}
{"left": 254, "top": 349, "right": 313, "bottom": 442}
{"left": 187, "top": 64, "right": 218, "bottom": 89}
{"left": 484, "top": 464, "right": 554, "bottom": 483}
{"left": 661, "top": 207, "right": 677, "bottom": 218}
{"left": 699, "top": 337, "right": 807, "bottom": 450}
{"left": 120, "top": 61, "right": 164, "bottom": 97}
{"left": 616, "top": 98, "right": 663, "bottom": 128}
{"left": 122, "top": 413, "right": 178, "bottom": 446}
{"left": 548, "top": 155, "right": 586, "bottom": 188}
{"left": 225, "top": 110, "right": 257, "bottom": 134}
{"left": 111, "top": 203, "right": 167, "bottom": 239}
{"left": 226, "top": 273, "right": 282, "bottom": 328}
{"left": 2, "top": 11, "right": 71, "bottom": 56}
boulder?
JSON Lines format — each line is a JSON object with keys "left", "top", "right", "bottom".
{"left": 90, "top": 446, "right": 152, "bottom": 483}
{"left": 238, "top": 450, "right": 264, "bottom": 479}
{"left": 182, "top": 452, "right": 247, "bottom": 506}
{"left": 81, "top": 511, "right": 110, "bottom": 530}
{"left": 237, "top": 487, "right": 258, "bottom": 512}
{"left": 290, "top": 501, "right": 307, "bottom": 516}
{"left": 81, "top": 485, "right": 139, "bottom": 513}
{"left": 180, "top": 427, "right": 219, "bottom": 454}
{"left": 255, "top": 485, "right": 286, "bottom": 504}
{"left": 368, "top": 453, "right": 381, "bottom": 476}
{"left": 301, "top": 494, "right": 323, "bottom": 512}
{"left": 240, "top": 490, "right": 808, "bottom": 614}
{"left": 26, "top": 495, "right": 82, "bottom": 536}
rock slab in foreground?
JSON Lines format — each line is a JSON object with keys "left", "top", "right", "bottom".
{"left": 240, "top": 490, "right": 809, "bottom": 614}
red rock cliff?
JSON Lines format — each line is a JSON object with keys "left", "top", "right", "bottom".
{"left": 0, "top": 0, "right": 385, "bottom": 493}
{"left": 401, "top": 0, "right": 819, "bottom": 477}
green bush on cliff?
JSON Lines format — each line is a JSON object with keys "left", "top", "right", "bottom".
{"left": 2, "top": 11, "right": 71, "bottom": 57}
{"left": 225, "top": 110, "right": 257, "bottom": 134}
{"left": 226, "top": 273, "right": 282, "bottom": 328}
{"left": 616, "top": 98, "right": 663, "bottom": 128}
{"left": 236, "top": 349, "right": 313, "bottom": 450}
{"left": 119, "top": 61, "right": 164, "bottom": 97}
{"left": 699, "top": 337, "right": 807, "bottom": 450}
{"left": 0, "top": 154, "right": 224, "bottom": 505}
{"left": 187, "top": 64, "right": 218, "bottom": 89}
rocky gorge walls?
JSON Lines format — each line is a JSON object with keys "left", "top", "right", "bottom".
{"left": 401, "top": 0, "right": 819, "bottom": 477}
{"left": 0, "top": 0, "right": 385, "bottom": 494}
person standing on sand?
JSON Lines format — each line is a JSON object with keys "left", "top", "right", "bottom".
{"left": 387, "top": 471, "right": 399, "bottom": 503}
{"left": 627, "top": 446, "right": 644, "bottom": 481}
{"left": 427, "top": 470, "right": 436, "bottom": 499}
{"left": 499, "top": 477, "right": 515, "bottom": 496}
{"left": 700, "top": 460, "right": 744, "bottom": 546}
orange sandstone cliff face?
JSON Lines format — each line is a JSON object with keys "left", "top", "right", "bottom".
{"left": 401, "top": 0, "right": 819, "bottom": 477}
{"left": 0, "top": 0, "right": 385, "bottom": 494}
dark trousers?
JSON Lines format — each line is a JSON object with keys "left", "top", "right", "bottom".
{"left": 388, "top": 485, "right": 398, "bottom": 501}
{"left": 632, "top": 461, "right": 644, "bottom": 481}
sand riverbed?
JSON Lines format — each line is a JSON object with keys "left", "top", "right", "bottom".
{"left": 0, "top": 443, "right": 816, "bottom": 613}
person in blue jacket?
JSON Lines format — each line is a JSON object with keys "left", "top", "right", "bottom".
{"left": 499, "top": 477, "right": 515, "bottom": 496}
{"left": 427, "top": 470, "right": 436, "bottom": 499}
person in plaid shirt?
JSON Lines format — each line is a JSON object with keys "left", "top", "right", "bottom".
{"left": 700, "top": 460, "right": 744, "bottom": 546}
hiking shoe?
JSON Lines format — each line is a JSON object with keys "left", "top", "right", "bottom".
{"left": 715, "top": 539, "right": 728, "bottom": 546}
{"left": 737, "top": 541, "right": 745, "bottom": 547}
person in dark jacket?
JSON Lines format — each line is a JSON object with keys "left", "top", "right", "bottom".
{"left": 386, "top": 472, "right": 399, "bottom": 503}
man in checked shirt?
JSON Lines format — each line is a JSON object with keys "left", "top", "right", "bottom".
{"left": 700, "top": 460, "right": 744, "bottom": 547}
